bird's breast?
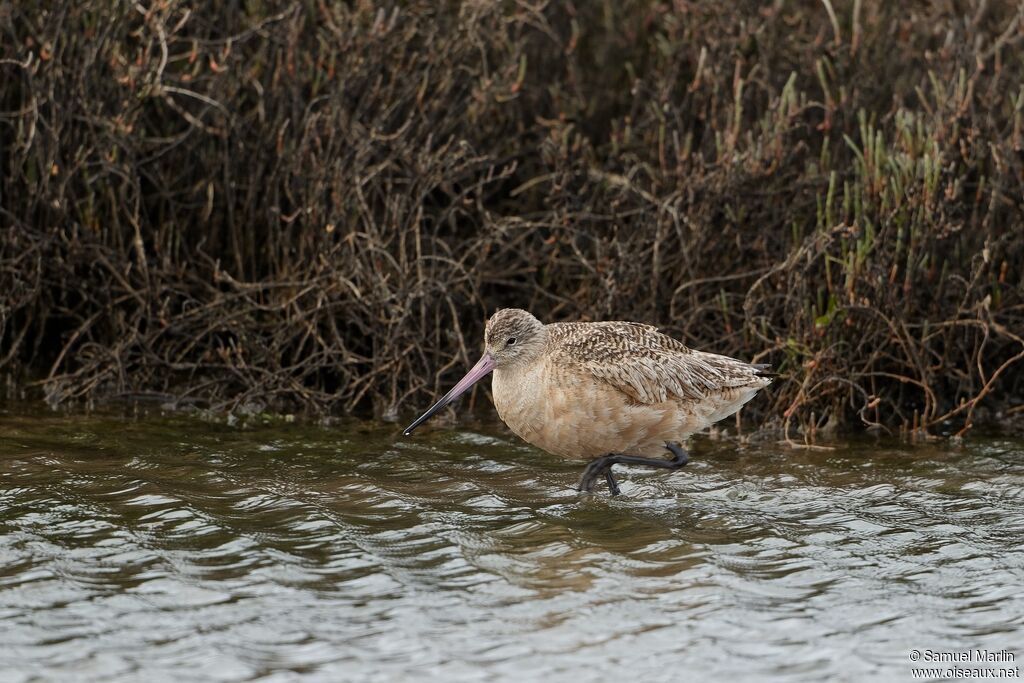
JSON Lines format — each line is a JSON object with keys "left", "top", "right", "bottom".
{"left": 491, "top": 361, "right": 627, "bottom": 458}
{"left": 492, "top": 361, "right": 711, "bottom": 459}
{"left": 492, "top": 364, "right": 547, "bottom": 444}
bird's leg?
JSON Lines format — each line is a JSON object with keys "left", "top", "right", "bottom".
{"left": 577, "top": 443, "right": 689, "bottom": 495}
{"left": 609, "top": 442, "right": 690, "bottom": 470}
{"left": 604, "top": 469, "right": 621, "bottom": 496}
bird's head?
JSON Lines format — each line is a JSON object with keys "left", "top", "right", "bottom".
{"left": 484, "top": 308, "right": 546, "bottom": 370}
{"left": 402, "top": 308, "right": 546, "bottom": 435}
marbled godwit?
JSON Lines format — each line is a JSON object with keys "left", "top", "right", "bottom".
{"left": 404, "top": 309, "right": 773, "bottom": 495}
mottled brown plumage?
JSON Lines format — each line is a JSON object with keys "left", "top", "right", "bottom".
{"left": 404, "top": 308, "right": 772, "bottom": 494}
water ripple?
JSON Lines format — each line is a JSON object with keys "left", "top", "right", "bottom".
{"left": 1, "top": 411, "right": 1022, "bottom": 681}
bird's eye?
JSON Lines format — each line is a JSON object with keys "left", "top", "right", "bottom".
{"left": 507, "top": 337, "right": 517, "bottom": 346}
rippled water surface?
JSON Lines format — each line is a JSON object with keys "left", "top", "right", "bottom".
{"left": 1, "top": 407, "right": 1023, "bottom": 682}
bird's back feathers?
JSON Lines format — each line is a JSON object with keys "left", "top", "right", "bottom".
{"left": 546, "top": 321, "right": 771, "bottom": 405}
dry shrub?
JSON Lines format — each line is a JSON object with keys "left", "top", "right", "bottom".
{"left": 1, "top": 1, "right": 1022, "bottom": 435}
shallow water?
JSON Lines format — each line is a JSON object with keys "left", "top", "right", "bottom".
{"left": 1, "top": 407, "right": 1022, "bottom": 682}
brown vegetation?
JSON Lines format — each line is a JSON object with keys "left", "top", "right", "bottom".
{"left": 1, "top": 1, "right": 1022, "bottom": 435}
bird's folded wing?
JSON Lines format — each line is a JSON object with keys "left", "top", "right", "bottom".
{"left": 548, "top": 321, "right": 769, "bottom": 405}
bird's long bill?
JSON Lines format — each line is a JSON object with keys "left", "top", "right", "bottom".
{"left": 403, "top": 353, "right": 496, "bottom": 436}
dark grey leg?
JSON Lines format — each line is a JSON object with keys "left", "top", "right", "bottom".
{"left": 577, "top": 442, "right": 689, "bottom": 495}
{"left": 604, "top": 469, "right": 621, "bottom": 496}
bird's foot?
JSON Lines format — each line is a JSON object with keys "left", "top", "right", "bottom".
{"left": 577, "top": 455, "right": 620, "bottom": 495}
{"left": 664, "top": 442, "right": 689, "bottom": 468}
{"left": 576, "top": 443, "right": 689, "bottom": 496}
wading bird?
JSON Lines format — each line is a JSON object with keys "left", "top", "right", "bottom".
{"left": 404, "top": 309, "right": 772, "bottom": 495}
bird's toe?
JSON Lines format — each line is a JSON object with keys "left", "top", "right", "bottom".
{"left": 577, "top": 461, "right": 606, "bottom": 493}
{"left": 604, "top": 469, "right": 621, "bottom": 496}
